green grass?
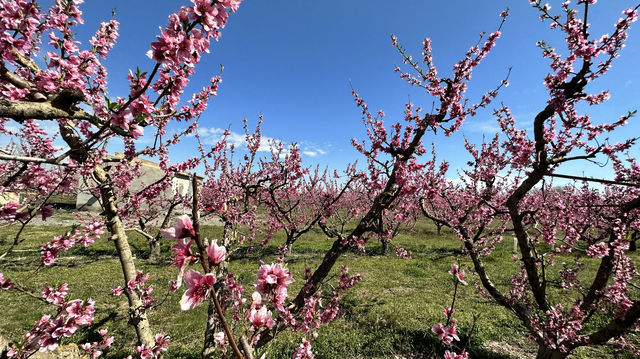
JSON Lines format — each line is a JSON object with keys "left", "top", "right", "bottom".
{"left": 0, "top": 217, "right": 638, "bottom": 358}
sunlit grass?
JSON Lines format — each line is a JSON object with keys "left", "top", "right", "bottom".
{"left": 0, "top": 216, "right": 637, "bottom": 358}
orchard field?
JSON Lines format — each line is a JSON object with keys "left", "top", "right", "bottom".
{"left": 2, "top": 1, "right": 640, "bottom": 359}
{"left": 1, "top": 213, "right": 638, "bottom": 358}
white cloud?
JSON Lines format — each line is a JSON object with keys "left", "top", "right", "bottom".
{"left": 463, "top": 111, "right": 535, "bottom": 134}
{"left": 194, "top": 127, "right": 331, "bottom": 159}
{"left": 298, "top": 141, "right": 329, "bottom": 158}
{"left": 462, "top": 119, "right": 501, "bottom": 134}
{"left": 301, "top": 146, "right": 329, "bottom": 157}
{"left": 196, "top": 127, "right": 280, "bottom": 152}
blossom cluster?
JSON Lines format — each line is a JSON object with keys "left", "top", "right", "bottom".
{"left": 5, "top": 283, "right": 95, "bottom": 358}
{"left": 40, "top": 217, "right": 105, "bottom": 265}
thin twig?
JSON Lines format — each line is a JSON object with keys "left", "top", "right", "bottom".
{"left": 191, "top": 176, "right": 246, "bottom": 359}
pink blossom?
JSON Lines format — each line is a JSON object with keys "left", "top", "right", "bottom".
{"left": 448, "top": 263, "right": 468, "bottom": 285}
{"left": 444, "top": 306, "right": 454, "bottom": 317}
{"left": 256, "top": 262, "right": 293, "bottom": 310}
{"left": 170, "top": 238, "right": 195, "bottom": 288}
{"left": 256, "top": 262, "right": 293, "bottom": 293}
{"left": 37, "top": 205, "right": 54, "bottom": 221}
{"left": 42, "top": 283, "right": 68, "bottom": 305}
{"left": 81, "top": 328, "right": 115, "bottom": 359}
{"left": 432, "top": 323, "right": 460, "bottom": 345}
{"left": 394, "top": 246, "right": 411, "bottom": 259}
{"left": 214, "top": 331, "right": 226, "bottom": 348}
{"left": 162, "top": 215, "right": 195, "bottom": 239}
{"left": 206, "top": 239, "right": 227, "bottom": 266}
{"left": 292, "top": 338, "right": 315, "bottom": 359}
{"left": 444, "top": 350, "right": 469, "bottom": 359}
{"left": 248, "top": 306, "right": 275, "bottom": 329}
{"left": 111, "top": 286, "right": 124, "bottom": 296}
{"left": 586, "top": 242, "right": 610, "bottom": 258}
{"left": 0, "top": 273, "right": 14, "bottom": 290}
{"left": 130, "top": 124, "right": 144, "bottom": 139}
{"left": 40, "top": 218, "right": 105, "bottom": 265}
{"left": 0, "top": 201, "right": 25, "bottom": 221}
{"left": 180, "top": 269, "right": 216, "bottom": 310}
{"left": 251, "top": 291, "right": 262, "bottom": 307}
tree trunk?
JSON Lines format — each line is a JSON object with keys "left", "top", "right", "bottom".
{"left": 536, "top": 346, "right": 569, "bottom": 359}
{"left": 95, "top": 167, "right": 156, "bottom": 348}
{"left": 148, "top": 240, "right": 162, "bottom": 261}
{"left": 436, "top": 222, "right": 442, "bottom": 235}
{"left": 381, "top": 238, "right": 389, "bottom": 255}
{"left": 202, "top": 294, "right": 221, "bottom": 359}
{"left": 202, "top": 221, "right": 233, "bottom": 358}
{"left": 284, "top": 242, "right": 293, "bottom": 257}
{"left": 282, "top": 234, "right": 295, "bottom": 257}
{"left": 148, "top": 201, "right": 178, "bottom": 262}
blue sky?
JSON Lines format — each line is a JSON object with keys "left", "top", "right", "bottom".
{"left": 73, "top": 0, "right": 640, "bottom": 179}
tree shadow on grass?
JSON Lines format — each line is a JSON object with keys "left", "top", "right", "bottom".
{"left": 427, "top": 247, "right": 464, "bottom": 262}
{"left": 75, "top": 311, "right": 119, "bottom": 345}
{"left": 231, "top": 243, "right": 335, "bottom": 261}
{"left": 68, "top": 242, "right": 149, "bottom": 260}
{"left": 231, "top": 244, "right": 281, "bottom": 259}
{"left": 338, "top": 296, "right": 518, "bottom": 359}
{"left": 400, "top": 328, "right": 517, "bottom": 359}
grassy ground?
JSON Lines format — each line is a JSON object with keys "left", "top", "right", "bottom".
{"left": 0, "top": 214, "right": 637, "bottom": 358}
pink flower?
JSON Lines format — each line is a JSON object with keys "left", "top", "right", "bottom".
{"left": 432, "top": 323, "right": 446, "bottom": 340}
{"left": 130, "top": 123, "right": 144, "bottom": 139}
{"left": 43, "top": 283, "right": 68, "bottom": 305}
{"left": 256, "top": 262, "right": 294, "bottom": 310}
{"left": 248, "top": 306, "right": 275, "bottom": 329}
{"left": 37, "top": 205, "right": 54, "bottom": 221}
{"left": 251, "top": 291, "right": 262, "bottom": 307}
{"left": 432, "top": 323, "right": 460, "bottom": 344}
{"left": 448, "top": 264, "right": 459, "bottom": 275}
{"left": 168, "top": 280, "right": 179, "bottom": 292}
{"left": 81, "top": 328, "right": 115, "bottom": 359}
{"left": 153, "top": 333, "right": 170, "bottom": 355}
{"left": 444, "top": 306, "right": 455, "bottom": 317}
{"left": 161, "top": 215, "right": 195, "bottom": 239}
{"left": 180, "top": 269, "right": 216, "bottom": 310}
{"left": 214, "top": 331, "right": 226, "bottom": 346}
{"left": 586, "top": 242, "right": 610, "bottom": 258}
{"left": 292, "top": 338, "right": 315, "bottom": 359}
{"left": 256, "top": 263, "right": 293, "bottom": 293}
{"left": 455, "top": 270, "right": 467, "bottom": 285}
{"left": 214, "top": 331, "right": 227, "bottom": 353}
{"left": 0, "top": 273, "right": 14, "bottom": 290}
{"left": 206, "top": 239, "right": 227, "bottom": 266}
{"left": 0, "top": 201, "right": 25, "bottom": 221}
{"left": 448, "top": 263, "right": 467, "bottom": 285}
{"left": 171, "top": 238, "right": 195, "bottom": 288}
{"left": 444, "top": 350, "right": 468, "bottom": 359}
{"left": 445, "top": 325, "right": 460, "bottom": 342}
